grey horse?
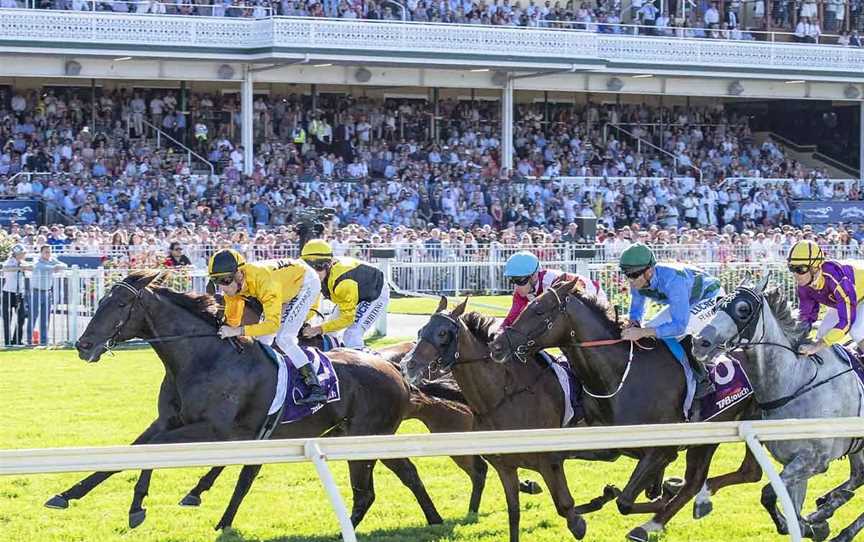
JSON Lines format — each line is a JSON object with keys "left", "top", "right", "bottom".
{"left": 693, "top": 277, "right": 864, "bottom": 542}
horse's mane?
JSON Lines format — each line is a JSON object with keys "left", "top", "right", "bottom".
{"left": 553, "top": 280, "right": 623, "bottom": 334}
{"left": 764, "top": 286, "right": 810, "bottom": 347}
{"left": 460, "top": 311, "right": 498, "bottom": 343}
{"left": 125, "top": 271, "right": 221, "bottom": 327}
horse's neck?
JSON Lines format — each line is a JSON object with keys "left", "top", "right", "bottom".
{"left": 142, "top": 293, "right": 219, "bottom": 376}
{"left": 563, "top": 318, "right": 631, "bottom": 395}
{"left": 749, "top": 308, "right": 819, "bottom": 404}
{"left": 453, "top": 324, "right": 529, "bottom": 416}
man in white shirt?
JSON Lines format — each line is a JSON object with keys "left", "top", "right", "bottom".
{"left": 2, "top": 245, "right": 31, "bottom": 346}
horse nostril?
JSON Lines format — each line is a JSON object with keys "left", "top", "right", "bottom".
{"left": 77, "top": 341, "right": 92, "bottom": 350}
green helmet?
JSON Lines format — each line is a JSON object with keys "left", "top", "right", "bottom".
{"left": 619, "top": 243, "right": 656, "bottom": 273}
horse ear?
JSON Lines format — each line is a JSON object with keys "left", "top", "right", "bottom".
{"left": 451, "top": 297, "right": 469, "bottom": 318}
{"left": 567, "top": 276, "right": 583, "bottom": 294}
{"left": 735, "top": 278, "right": 747, "bottom": 290}
{"left": 436, "top": 296, "right": 448, "bottom": 313}
{"left": 756, "top": 274, "right": 769, "bottom": 292}
{"left": 152, "top": 270, "right": 172, "bottom": 288}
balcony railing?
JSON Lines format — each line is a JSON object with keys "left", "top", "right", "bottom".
{"left": 2, "top": 10, "right": 864, "bottom": 75}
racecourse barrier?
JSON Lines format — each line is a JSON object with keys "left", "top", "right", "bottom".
{"left": 0, "top": 260, "right": 800, "bottom": 346}
{"left": 3, "top": 418, "right": 864, "bottom": 542}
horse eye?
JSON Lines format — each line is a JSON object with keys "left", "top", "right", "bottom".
{"left": 438, "top": 329, "right": 448, "bottom": 338}
{"left": 735, "top": 301, "right": 751, "bottom": 318}
{"left": 118, "top": 302, "right": 127, "bottom": 308}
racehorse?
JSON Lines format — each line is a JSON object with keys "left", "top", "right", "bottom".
{"left": 402, "top": 297, "right": 588, "bottom": 542}
{"left": 45, "top": 271, "right": 444, "bottom": 532}
{"left": 694, "top": 278, "right": 864, "bottom": 542}
{"left": 489, "top": 278, "right": 763, "bottom": 542}
{"left": 178, "top": 295, "right": 492, "bottom": 516}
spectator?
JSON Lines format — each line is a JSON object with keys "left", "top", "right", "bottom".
{"left": 29, "top": 245, "right": 66, "bottom": 346}
{"left": 164, "top": 241, "right": 192, "bottom": 267}
{"left": 2, "top": 244, "right": 30, "bottom": 346}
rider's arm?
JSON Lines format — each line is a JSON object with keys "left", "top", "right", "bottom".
{"left": 652, "top": 279, "right": 691, "bottom": 338}
{"left": 628, "top": 288, "right": 646, "bottom": 323}
{"left": 242, "top": 271, "right": 282, "bottom": 337}
{"left": 501, "top": 293, "right": 527, "bottom": 329}
{"left": 797, "top": 285, "right": 819, "bottom": 325}
{"left": 223, "top": 295, "right": 246, "bottom": 328}
{"left": 822, "top": 269, "right": 858, "bottom": 345}
{"left": 321, "top": 280, "right": 359, "bottom": 333}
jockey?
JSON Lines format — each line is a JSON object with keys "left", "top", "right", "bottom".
{"left": 299, "top": 239, "right": 390, "bottom": 349}
{"left": 209, "top": 248, "right": 327, "bottom": 405}
{"left": 788, "top": 240, "right": 864, "bottom": 357}
{"left": 618, "top": 243, "right": 724, "bottom": 413}
{"left": 502, "top": 250, "right": 608, "bottom": 329}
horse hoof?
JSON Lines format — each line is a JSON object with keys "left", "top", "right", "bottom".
{"left": 693, "top": 499, "right": 713, "bottom": 520}
{"left": 129, "top": 509, "right": 146, "bottom": 529}
{"left": 627, "top": 526, "right": 649, "bottom": 542}
{"left": 44, "top": 495, "right": 69, "bottom": 510}
{"left": 519, "top": 480, "right": 543, "bottom": 495}
{"left": 807, "top": 521, "right": 830, "bottom": 542}
{"left": 568, "top": 515, "right": 587, "bottom": 540}
{"left": 662, "top": 477, "right": 685, "bottom": 500}
{"left": 179, "top": 494, "right": 201, "bottom": 507}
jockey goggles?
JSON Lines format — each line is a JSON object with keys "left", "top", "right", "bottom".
{"left": 308, "top": 259, "right": 330, "bottom": 271}
{"left": 211, "top": 274, "right": 236, "bottom": 286}
{"left": 787, "top": 264, "right": 812, "bottom": 275}
{"left": 509, "top": 275, "right": 532, "bottom": 286}
{"left": 624, "top": 267, "right": 649, "bottom": 279}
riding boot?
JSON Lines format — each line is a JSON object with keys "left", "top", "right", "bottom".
{"left": 692, "top": 358, "right": 716, "bottom": 400}
{"left": 296, "top": 364, "right": 328, "bottom": 405}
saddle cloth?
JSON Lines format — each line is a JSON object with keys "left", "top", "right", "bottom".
{"left": 260, "top": 343, "right": 342, "bottom": 425}
{"left": 538, "top": 351, "right": 584, "bottom": 427}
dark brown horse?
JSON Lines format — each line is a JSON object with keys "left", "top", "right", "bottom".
{"left": 46, "top": 271, "right": 444, "bottom": 532}
{"left": 490, "top": 279, "right": 763, "bottom": 541}
{"left": 402, "top": 297, "right": 588, "bottom": 542}
{"left": 177, "top": 299, "right": 493, "bottom": 516}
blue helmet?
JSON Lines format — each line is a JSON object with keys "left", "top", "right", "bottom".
{"left": 504, "top": 251, "right": 540, "bottom": 278}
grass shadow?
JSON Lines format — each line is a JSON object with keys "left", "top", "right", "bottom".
{"left": 214, "top": 513, "right": 497, "bottom": 542}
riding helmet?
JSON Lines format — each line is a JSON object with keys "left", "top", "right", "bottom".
{"left": 619, "top": 243, "right": 657, "bottom": 273}
{"left": 504, "top": 251, "right": 540, "bottom": 278}
{"left": 208, "top": 248, "right": 246, "bottom": 278}
{"left": 300, "top": 239, "right": 334, "bottom": 262}
{"left": 787, "top": 240, "right": 825, "bottom": 269}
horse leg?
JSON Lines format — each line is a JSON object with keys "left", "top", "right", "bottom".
{"left": 44, "top": 419, "right": 166, "bottom": 510}
{"left": 347, "top": 460, "right": 377, "bottom": 527}
{"left": 764, "top": 453, "right": 831, "bottom": 540}
{"left": 614, "top": 448, "right": 679, "bottom": 516}
{"left": 644, "top": 468, "right": 666, "bottom": 501}
{"left": 449, "top": 455, "right": 488, "bottom": 515}
{"left": 695, "top": 444, "right": 762, "bottom": 519}
{"left": 568, "top": 450, "right": 625, "bottom": 514}
{"left": 537, "top": 460, "right": 587, "bottom": 540}
{"left": 180, "top": 466, "right": 226, "bottom": 507}
{"left": 628, "top": 445, "right": 717, "bottom": 542}
{"left": 810, "top": 452, "right": 864, "bottom": 524}
{"left": 129, "top": 420, "right": 231, "bottom": 529}
{"left": 492, "top": 463, "right": 522, "bottom": 542}
{"left": 380, "top": 458, "right": 443, "bottom": 525}
{"left": 761, "top": 483, "right": 790, "bottom": 536}
{"left": 214, "top": 464, "right": 262, "bottom": 531}
{"left": 830, "top": 511, "right": 864, "bottom": 542}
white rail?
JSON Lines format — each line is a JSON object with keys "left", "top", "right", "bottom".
{"left": 3, "top": 418, "right": 864, "bottom": 542}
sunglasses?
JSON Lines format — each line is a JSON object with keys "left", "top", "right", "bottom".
{"left": 624, "top": 269, "right": 646, "bottom": 280}
{"left": 510, "top": 275, "right": 532, "bottom": 286}
{"left": 309, "top": 260, "right": 330, "bottom": 271}
{"left": 788, "top": 265, "right": 811, "bottom": 275}
{"left": 213, "top": 275, "right": 235, "bottom": 286}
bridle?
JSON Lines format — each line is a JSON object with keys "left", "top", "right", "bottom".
{"left": 499, "top": 285, "right": 652, "bottom": 400}
{"left": 710, "top": 287, "right": 855, "bottom": 412}
{"left": 89, "top": 280, "right": 220, "bottom": 359}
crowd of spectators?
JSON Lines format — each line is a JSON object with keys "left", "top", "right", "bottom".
{"left": 5, "top": 0, "right": 864, "bottom": 46}
{"left": 2, "top": 86, "right": 855, "bottom": 240}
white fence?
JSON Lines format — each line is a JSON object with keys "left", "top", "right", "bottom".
{"left": 0, "top": 260, "right": 801, "bottom": 346}
{"left": 3, "top": 418, "right": 863, "bottom": 542}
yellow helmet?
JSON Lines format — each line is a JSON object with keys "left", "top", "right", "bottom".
{"left": 300, "top": 239, "right": 333, "bottom": 262}
{"left": 787, "top": 240, "right": 825, "bottom": 269}
{"left": 208, "top": 248, "right": 246, "bottom": 279}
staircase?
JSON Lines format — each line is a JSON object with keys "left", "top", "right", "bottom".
{"left": 753, "top": 131, "right": 858, "bottom": 178}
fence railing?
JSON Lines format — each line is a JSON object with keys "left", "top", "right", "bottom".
{"left": 5, "top": 418, "right": 864, "bottom": 542}
{"left": 0, "top": 259, "right": 804, "bottom": 346}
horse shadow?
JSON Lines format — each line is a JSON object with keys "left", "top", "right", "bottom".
{"left": 210, "top": 513, "right": 496, "bottom": 542}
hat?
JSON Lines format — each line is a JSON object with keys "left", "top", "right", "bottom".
{"left": 11, "top": 244, "right": 25, "bottom": 255}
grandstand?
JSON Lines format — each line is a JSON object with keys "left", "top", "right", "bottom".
{"left": 2, "top": 3, "right": 864, "bottom": 542}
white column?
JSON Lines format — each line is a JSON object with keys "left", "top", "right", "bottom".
{"left": 501, "top": 76, "right": 514, "bottom": 173}
{"left": 241, "top": 65, "right": 254, "bottom": 176}
{"left": 860, "top": 101, "right": 864, "bottom": 183}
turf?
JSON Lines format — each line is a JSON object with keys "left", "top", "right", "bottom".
{"left": 388, "top": 296, "right": 511, "bottom": 317}
{"left": 0, "top": 346, "right": 859, "bottom": 542}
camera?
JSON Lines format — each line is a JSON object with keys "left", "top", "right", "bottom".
{"left": 295, "top": 207, "right": 337, "bottom": 251}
